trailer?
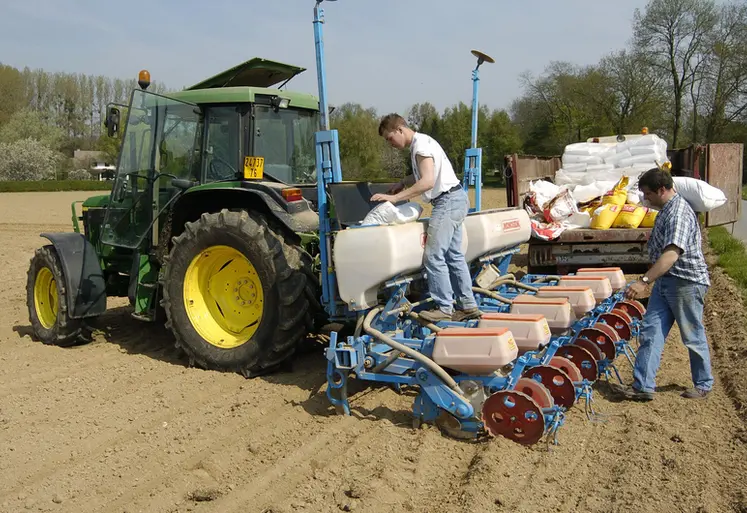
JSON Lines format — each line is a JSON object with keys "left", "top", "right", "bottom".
{"left": 504, "top": 142, "right": 744, "bottom": 274}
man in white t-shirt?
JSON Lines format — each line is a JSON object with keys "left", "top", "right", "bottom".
{"left": 372, "top": 113, "right": 481, "bottom": 323}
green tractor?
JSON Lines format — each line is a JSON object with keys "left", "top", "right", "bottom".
{"left": 25, "top": 58, "right": 338, "bottom": 377}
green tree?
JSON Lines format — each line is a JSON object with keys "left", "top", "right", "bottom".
{"left": 330, "top": 102, "right": 387, "bottom": 180}
{"left": 0, "top": 108, "right": 64, "bottom": 149}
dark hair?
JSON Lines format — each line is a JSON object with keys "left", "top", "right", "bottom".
{"left": 637, "top": 167, "right": 674, "bottom": 192}
{"left": 378, "top": 113, "right": 407, "bottom": 136}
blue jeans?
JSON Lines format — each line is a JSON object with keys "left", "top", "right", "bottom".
{"left": 633, "top": 275, "right": 714, "bottom": 393}
{"left": 424, "top": 187, "right": 478, "bottom": 314}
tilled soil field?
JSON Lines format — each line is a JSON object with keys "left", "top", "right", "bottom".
{"left": 0, "top": 191, "right": 746, "bottom": 513}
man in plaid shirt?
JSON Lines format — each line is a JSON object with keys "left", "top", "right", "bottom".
{"left": 620, "top": 167, "right": 714, "bottom": 401}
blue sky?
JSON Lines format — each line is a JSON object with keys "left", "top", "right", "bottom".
{"left": 1, "top": 0, "right": 652, "bottom": 115}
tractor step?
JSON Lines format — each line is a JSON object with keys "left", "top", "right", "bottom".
{"left": 131, "top": 312, "right": 155, "bottom": 322}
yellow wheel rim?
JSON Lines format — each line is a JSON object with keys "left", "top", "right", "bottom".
{"left": 183, "top": 245, "right": 265, "bottom": 349}
{"left": 34, "top": 267, "right": 58, "bottom": 329}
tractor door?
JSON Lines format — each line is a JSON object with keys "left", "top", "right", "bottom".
{"left": 100, "top": 90, "right": 201, "bottom": 249}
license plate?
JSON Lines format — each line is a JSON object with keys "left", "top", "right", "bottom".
{"left": 243, "top": 156, "right": 264, "bottom": 180}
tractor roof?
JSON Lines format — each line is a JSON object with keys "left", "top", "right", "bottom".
{"left": 186, "top": 57, "right": 305, "bottom": 90}
{"left": 168, "top": 57, "right": 319, "bottom": 111}
{"left": 169, "top": 86, "right": 319, "bottom": 111}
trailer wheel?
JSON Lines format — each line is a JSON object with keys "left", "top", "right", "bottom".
{"left": 161, "top": 209, "right": 313, "bottom": 377}
{"left": 25, "top": 245, "right": 93, "bottom": 347}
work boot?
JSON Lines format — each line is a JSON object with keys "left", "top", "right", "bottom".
{"left": 452, "top": 307, "right": 483, "bottom": 322}
{"left": 418, "top": 308, "right": 452, "bottom": 323}
{"left": 681, "top": 387, "right": 710, "bottom": 399}
{"left": 617, "top": 384, "right": 654, "bottom": 402}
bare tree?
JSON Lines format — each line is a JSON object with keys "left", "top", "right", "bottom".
{"left": 633, "top": 0, "right": 718, "bottom": 147}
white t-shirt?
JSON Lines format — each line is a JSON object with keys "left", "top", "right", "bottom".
{"left": 410, "top": 132, "right": 460, "bottom": 202}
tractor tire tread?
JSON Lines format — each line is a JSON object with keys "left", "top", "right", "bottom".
{"left": 161, "top": 208, "right": 316, "bottom": 377}
{"left": 26, "top": 245, "right": 94, "bottom": 348}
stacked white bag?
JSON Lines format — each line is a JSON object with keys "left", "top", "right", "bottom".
{"left": 555, "top": 134, "right": 671, "bottom": 190}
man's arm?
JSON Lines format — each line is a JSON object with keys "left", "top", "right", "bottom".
{"left": 643, "top": 244, "right": 682, "bottom": 281}
{"left": 390, "top": 155, "right": 434, "bottom": 201}
{"left": 625, "top": 244, "right": 682, "bottom": 299}
{"left": 373, "top": 155, "right": 435, "bottom": 202}
{"left": 387, "top": 173, "right": 415, "bottom": 194}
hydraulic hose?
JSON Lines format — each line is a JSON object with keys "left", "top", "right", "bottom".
{"left": 371, "top": 312, "right": 444, "bottom": 373}
{"left": 488, "top": 278, "right": 539, "bottom": 293}
{"left": 472, "top": 287, "right": 513, "bottom": 304}
{"left": 530, "top": 275, "right": 561, "bottom": 284}
{"left": 362, "top": 307, "right": 463, "bottom": 394}
{"left": 353, "top": 312, "right": 365, "bottom": 338}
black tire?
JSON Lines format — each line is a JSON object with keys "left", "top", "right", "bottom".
{"left": 160, "top": 209, "right": 315, "bottom": 377}
{"left": 26, "top": 245, "right": 93, "bottom": 347}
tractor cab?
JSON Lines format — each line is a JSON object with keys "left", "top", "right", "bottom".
{"left": 99, "top": 59, "right": 322, "bottom": 251}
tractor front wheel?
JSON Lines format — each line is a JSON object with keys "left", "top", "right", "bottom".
{"left": 161, "top": 209, "right": 312, "bottom": 377}
{"left": 25, "top": 245, "right": 93, "bottom": 347}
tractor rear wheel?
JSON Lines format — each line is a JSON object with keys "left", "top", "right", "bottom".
{"left": 160, "top": 209, "right": 314, "bottom": 377}
{"left": 25, "top": 245, "right": 93, "bottom": 347}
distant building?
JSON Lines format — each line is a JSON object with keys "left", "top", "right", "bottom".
{"left": 73, "top": 149, "right": 116, "bottom": 181}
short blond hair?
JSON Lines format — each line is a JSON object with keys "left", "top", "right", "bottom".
{"left": 378, "top": 113, "right": 407, "bottom": 136}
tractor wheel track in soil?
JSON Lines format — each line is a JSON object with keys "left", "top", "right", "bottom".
{"left": 0, "top": 352, "right": 327, "bottom": 505}
{"left": 2, "top": 192, "right": 747, "bottom": 513}
{"left": 0, "top": 324, "right": 184, "bottom": 395}
{"left": 74, "top": 381, "right": 399, "bottom": 513}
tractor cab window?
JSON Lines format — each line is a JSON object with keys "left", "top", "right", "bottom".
{"left": 204, "top": 106, "right": 241, "bottom": 182}
{"left": 100, "top": 90, "right": 201, "bottom": 249}
{"left": 252, "top": 105, "right": 317, "bottom": 184}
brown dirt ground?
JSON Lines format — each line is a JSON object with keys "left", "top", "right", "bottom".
{"left": 0, "top": 190, "right": 746, "bottom": 513}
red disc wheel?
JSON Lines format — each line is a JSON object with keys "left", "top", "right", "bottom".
{"left": 574, "top": 337, "right": 605, "bottom": 362}
{"left": 515, "top": 377, "right": 554, "bottom": 409}
{"left": 579, "top": 325, "right": 618, "bottom": 361}
{"left": 548, "top": 355, "right": 583, "bottom": 382}
{"left": 556, "top": 344, "right": 598, "bottom": 383}
{"left": 482, "top": 390, "right": 545, "bottom": 446}
{"left": 615, "top": 300, "right": 646, "bottom": 321}
{"left": 522, "top": 365, "right": 576, "bottom": 409}
{"left": 598, "top": 311, "right": 633, "bottom": 341}
{"left": 611, "top": 308, "right": 634, "bottom": 324}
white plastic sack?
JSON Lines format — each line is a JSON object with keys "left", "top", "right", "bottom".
{"left": 361, "top": 201, "right": 423, "bottom": 226}
{"left": 555, "top": 169, "right": 593, "bottom": 187}
{"left": 627, "top": 189, "right": 643, "bottom": 205}
{"left": 529, "top": 179, "right": 562, "bottom": 208}
{"left": 561, "top": 163, "right": 588, "bottom": 173}
{"left": 572, "top": 181, "right": 617, "bottom": 203}
{"left": 630, "top": 134, "right": 663, "bottom": 147}
{"left": 543, "top": 189, "right": 578, "bottom": 222}
{"left": 616, "top": 154, "right": 662, "bottom": 169}
{"left": 564, "top": 142, "right": 612, "bottom": 155}
{"left": 586, "top": 167, "right": 626, "bottom": 184}
{"left": 672, "top": 176, "right": 727, "bottom": 212}
{"left": 565, "top": 211, "right": 592, "bottom": 229}
{"left": 562, "top": 154, "right": 603, "bottom": 165}
{"left": 603, "top": 150, "right": 632, "bottom": 166}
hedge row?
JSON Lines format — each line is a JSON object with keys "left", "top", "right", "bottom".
{"left": 0, "top": 180, "right": 114, "bottom": 193}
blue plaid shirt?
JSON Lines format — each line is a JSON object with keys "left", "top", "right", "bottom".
{"left": 648, "top": 193, "right": 710, "bottom": 286}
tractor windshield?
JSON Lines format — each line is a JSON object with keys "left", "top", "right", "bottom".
{"left": 253, "top": 106, "right": 318, "bottom": 184}
{"left": 100, "top": 90, "right": 201, "bottom": 249}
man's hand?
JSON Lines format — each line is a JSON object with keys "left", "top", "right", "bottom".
{"left": 371, "top": 193, "right": 395, "bottom": 203}
{"left": 625, "top": 280, "right": 647, "bottom": 300}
